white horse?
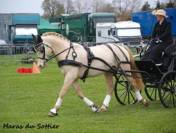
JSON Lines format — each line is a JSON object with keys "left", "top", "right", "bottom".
{"left": 32, "top": 32, "right": 148, "bottom": 117}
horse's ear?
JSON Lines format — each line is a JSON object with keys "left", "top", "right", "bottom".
{"left": 32, "top": 34, "right": 37, "bottom": 44}
{"left": 37, "top": 35, "right": 43, "bottom": 43}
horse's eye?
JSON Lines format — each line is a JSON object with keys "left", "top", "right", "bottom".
{"left": 38, "top": 47, "right": 44, "bottom": 52}
{"left": 34, "top": 45, "right": 44, "bottom": 53}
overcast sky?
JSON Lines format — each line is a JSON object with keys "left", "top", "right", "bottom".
{"left": 0, "top": 0, "right": 44, "bottom": 14}
{"left": 0, "top": 0, "right": 167, "bottom": 15}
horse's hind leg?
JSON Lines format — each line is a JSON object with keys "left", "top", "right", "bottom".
{"left": 73, "top": 81, "right": 98, "bottom": 112}
{"left": 99, "top": 73, "right": 114, "bottom": 112}
{"left": 127, "top": 76, "right": 143, "bottom": 101}
{"left": 129, "top": 72, "right": 149, "bottom": 106}
{"left": 127, "top": 46, "right": 149, "bottom": 106}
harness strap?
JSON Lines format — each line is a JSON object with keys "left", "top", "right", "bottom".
{"left": 112, "top": 44, "right": 130, "bottom": 63}
{"left": 81, "top": 46, "right": 95, "bottom": 82}
{"left": 58, "top": 59, "right": 117, "bottom": 74}
{"left": 58, "top": 60, "right": 82, "bottom": 67}
{"left": 105, "top": 44, "right": 120, "bottom": 65}
{"left": 56, "top": 43, "right": 131, "bottom": 82}
{"left": 65, "top": 42, "right": 77, "bottom": 60}
{"left": 57, "top": 45, "right": 95, "bottom": 81}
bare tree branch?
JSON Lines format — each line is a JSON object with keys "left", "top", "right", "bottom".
{"left": 42, "top": 0, "right": 64, "bottom": 18}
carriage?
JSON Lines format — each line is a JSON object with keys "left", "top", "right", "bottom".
{"left": 114, "top": 43, "right": 176, "bottom": 108}
{"left": 32, "top": 33, "right": 176, "bottom": 116}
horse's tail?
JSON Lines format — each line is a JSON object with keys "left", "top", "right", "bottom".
{"left": 125, "top": 46, "right": 144, "bottom": 90}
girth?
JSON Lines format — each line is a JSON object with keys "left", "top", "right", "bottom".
{"left": 58, "top": 60, "right": 82, "bottom": 67}
{"left": 81, "top": 46, "right": 94, "bottom": 81}
{"left": 57, "top": 45, "right": 95, "bottom": 82}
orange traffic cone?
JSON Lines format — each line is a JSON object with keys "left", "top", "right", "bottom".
{"left": 32, "top": 62, "right": 40, "bottom": 74}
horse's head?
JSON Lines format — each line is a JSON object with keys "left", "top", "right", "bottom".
{"left": 32, "top": 34, "right": 53, "bottom": 68}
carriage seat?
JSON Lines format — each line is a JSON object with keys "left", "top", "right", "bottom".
{"left": 135, "top": 60, "right": 163, "bottom": 75}
{"left": 163, "top": 44, "right": 176, "bottom": 57}
{"left": 171, "top": 52, "right": 176, "bottom": 57}
{"left": 155, "top": 63, "right": 163, "bottom": 67}
{"left": 162, "top": 44, "right": 176, "bottom": 70}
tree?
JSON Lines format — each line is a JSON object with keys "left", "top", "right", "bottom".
{"left": 74, "top": 0, "right": 92, "bottom": 13}
{"left": 101, "top": 3, "right": 114, "bottom": 13}
{"left": 166, "top": 0, "right": 175, "bottom": 8}
{"left": 155, "top": 0, "right": 161, "bottom": 9}
{"left": 141, "top": 1, "right": 151, "bottom": 11}
{"left": 92, "top": 0, "right": 107, "bottom": 12}
{"left": 42, "top": 0, "right": 64, "bottom": 18}
{"left": 65, "top": 0, "right": 75, "bottom": 14}
{"left": 112, "top": 0, "right": 141, "bottom": 20}
{"left": 56, "top": 5, "right": 65, "bottom": 15}
{"left": 154, "top": 0, "right": 176, "bottom": 9}
{"left": 75, "top": 0, "right": 82, "bottom": 13}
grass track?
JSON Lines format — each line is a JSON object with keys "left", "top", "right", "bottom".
{"left": 0, "top": 57, "right": 176, "bottom": 133}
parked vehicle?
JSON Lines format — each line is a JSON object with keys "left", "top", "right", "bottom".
{"left": 12, "top": 13, "right": 40, "bottom": 43}
{"left": 96, "top": 21, "right": 143, "bottom": 47}
{"left": 51, "top": 13, "right": 116, "bottom": 42}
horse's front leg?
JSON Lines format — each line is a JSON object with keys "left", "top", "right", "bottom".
{"left": 48, "top": 70, "right": 77, "bottom": 117}
{"left": 99, "top": 73, "right": 114, "bottom": 112}
{"left": 72, "top": 81, "right": 98, "bottom": 112}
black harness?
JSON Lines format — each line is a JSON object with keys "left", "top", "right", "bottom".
{"left": 58, "top": 43, "right": 130, "bottom": 81}
{"left": 80, "top": 46, "right": 95, "bottom": 81}
{"left": 34, "top": 42, "right": 77, "bottom": 63}
{"left": 58, "top": 45, "right": 96, "bottom": 81}
{"left": 35, "top": 42, "right": 130, "bottom": 81}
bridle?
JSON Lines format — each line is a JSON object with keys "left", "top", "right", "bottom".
{"left": 34, "top": 41, "right": 77, "bottom": 64}
{"left": 34, "top": 42, "right": 51, "bottom": 61}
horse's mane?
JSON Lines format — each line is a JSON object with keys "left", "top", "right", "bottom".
{"left": 42, "top": 32, "right": 69, "bottom": 41}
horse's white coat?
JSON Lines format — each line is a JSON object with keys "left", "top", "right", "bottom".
{"left": 35, "top": 33, "right": 146, "bottom": 116}
{"left": 41, "top": 35, "right": 130, "bottom": 78}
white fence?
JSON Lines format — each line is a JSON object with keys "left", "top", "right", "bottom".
{"left": 0, "top": 44, "right": 35, "bottom": 65}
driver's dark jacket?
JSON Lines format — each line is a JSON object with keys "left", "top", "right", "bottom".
{"left": 141, "top": 18, "right": 173, "bottom": 63}
{"left": 152, "top": 18, "right": 173, "bottom": 44}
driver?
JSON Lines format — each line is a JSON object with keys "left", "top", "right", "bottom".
{"left": 141, "top": 9, "right": 173, "bottom": 63}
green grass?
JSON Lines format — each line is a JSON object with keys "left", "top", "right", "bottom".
{"left": 0, "top": 56, "right": 176, "bottom": 133}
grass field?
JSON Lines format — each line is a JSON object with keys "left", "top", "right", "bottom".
{"left": 0, "top": 55, "right": 176, "bottom": 133}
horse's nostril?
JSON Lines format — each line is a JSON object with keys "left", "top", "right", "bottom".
{"left": 38, "top": 65, "right": 43, "bottom": 68}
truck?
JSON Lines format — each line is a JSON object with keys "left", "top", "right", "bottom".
{"left": 0, "top": 13, "right": 40, "bottom": 54}
{"left": 38, "top": 18, "right": 62, "bottom": 35}
{"left": 52, "top": 13, "right": 116, "bottom": 42}
{"left": 0, "top": 13, "right": 40, "bottom": 44}
{"left": 96, "top": 21, "right": 143, "bottom": 47}
{"left": 11, "top": 13, "right": 40, "bottom": 43}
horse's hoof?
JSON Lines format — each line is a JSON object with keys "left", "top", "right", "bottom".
{"left": 139, "top": 99, "right": 149, "bottom": 107}
{"left": 98, "top": 105, "right": 108, "bottom": 112}
{"left": 91, "top": 104, "right": 99, "bottom": 112}
{"left": 48, "top": 111, "right": 58, "bottom": 117}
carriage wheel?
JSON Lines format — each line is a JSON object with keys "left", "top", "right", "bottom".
{"left": 114, "top": 74, "right": 137, "bottom": 105}
{"left": 159, "top": 71, "right": 176, "bottom": 108}
{"left": 144, "top": 84, "right": 158, "bottom": 101}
